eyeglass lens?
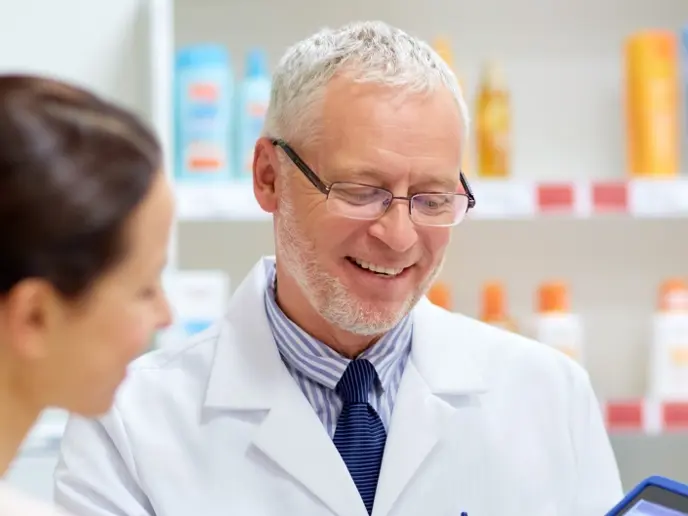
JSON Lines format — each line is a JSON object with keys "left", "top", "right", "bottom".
{"left": 326, "top": 183, "right": 468, "bottom": 226}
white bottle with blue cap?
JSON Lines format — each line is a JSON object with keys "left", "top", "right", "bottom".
{"left": 174, "top": 44, "right": 234, "bottom": 182}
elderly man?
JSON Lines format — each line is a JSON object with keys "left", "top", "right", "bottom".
{"left": 54, "top": 21, "right": 623, "bottom": 516}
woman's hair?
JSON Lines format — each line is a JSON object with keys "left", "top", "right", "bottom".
{"left": 0, "top": 75, "right": 162, "bottom": 298}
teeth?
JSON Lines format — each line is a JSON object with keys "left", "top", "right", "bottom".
{"left": 353, "top": 258, "right": 405, "bottom": 277}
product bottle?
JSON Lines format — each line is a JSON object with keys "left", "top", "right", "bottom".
{"left": 427, "top": 281, "right": 452, "bottom": 311}
{"left": 625, "top": 31, "right": 679, "bottom": 177}
{"left": 533, "top": 281, "right": 584, "bottom": 363}
{"left": 682, "top": 27, "right": 688, "bottom": 146}
{"left": 480, "top": 281, "right": 518, "bottom": 332}
{"left": 236, "top": 48, "right": 271, "bottom": 181}
{"left": 648, "top": 279, "right": 688, "bottom": 400}
{"left": 433, "top": 36, "right": 471, "bottom": 175}
{"left": 476, "top": 60, "right": 511, "bottom": 178}
{"left": 175, "top": 44, "right": 234, "bottom": 182}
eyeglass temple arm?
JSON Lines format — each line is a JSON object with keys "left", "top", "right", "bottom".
{"left": 460, "top": 172, "right": 476, "bottom": 209}
{"left": 271, "top": 138, "right": 329, "bottom": 194}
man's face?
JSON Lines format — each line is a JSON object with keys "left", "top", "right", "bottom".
{"left": 275, "top": 77, "right": 463, "bottom": 336}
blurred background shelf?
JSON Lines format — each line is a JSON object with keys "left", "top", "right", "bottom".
{"left": 176, "top": 178, "right": 688, "bottom": 221}
{"left": 2, "top": 0, "right": 688, "bottom": 503}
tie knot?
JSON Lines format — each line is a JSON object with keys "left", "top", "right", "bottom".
{"left": 335, "top": 359, "right": 378, "bottom": 404}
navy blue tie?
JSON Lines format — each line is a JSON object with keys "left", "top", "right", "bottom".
{"left": 333, "top": 359, "right": 387, "bottom": 514}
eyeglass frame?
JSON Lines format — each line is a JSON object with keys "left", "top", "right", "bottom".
{"left": 270, "top": 138, "right": 476, "bottom": 225}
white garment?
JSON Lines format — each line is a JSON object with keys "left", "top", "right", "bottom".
{"left": 54, "top": 256, "right": 624, "bottom": 516}
{"left": 0, "top": 482, "right": 69, "bottom": 516}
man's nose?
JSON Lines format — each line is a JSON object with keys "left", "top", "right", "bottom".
{"left": 369, "top": 201, "right": 419, "bottom": 253}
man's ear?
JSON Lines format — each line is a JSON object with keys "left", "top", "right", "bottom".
{"left": 253, "top": 137, "right": 280, "bottom": 213}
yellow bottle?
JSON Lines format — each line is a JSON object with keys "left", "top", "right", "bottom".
{"left": 427, "top": 281, "right": 452, "bottom": 311}
{"left": 476, "top": 61, "right": 511, "bottom": 178}
{"left": 433, "top": 36, "right": 471, "bottom": 175}
{"left": 480, "top": 281, "right": 518, "bottom": 332}
{"left": 625, "top": 31, "right": 679, "bottom": 177}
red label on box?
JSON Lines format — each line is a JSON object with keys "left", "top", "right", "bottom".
{"left": 537, "top": 184, "right": 574, "bottom": 213}
{"left": 605, "top": 401, "right": 643, "bottom": 430}
{"left": 592, "top": 182, "right": 628, "bottom": 213}
{"left": 662, "top": 402, "right": 688, "bottom": 430}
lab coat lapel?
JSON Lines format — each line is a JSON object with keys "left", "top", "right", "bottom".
{"left": 252, "top": 379, "right": 367, "bottom": 516}
{"left": 372, "top": 360, "right": 454, "bottom": 516}
{"left": 203, "top": 258, "right": 367, "bottom": 516}
{"left": 373, "top": 298, "right": 490, "bottom": 516}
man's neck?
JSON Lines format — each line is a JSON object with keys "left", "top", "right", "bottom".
{"left": 273, "top": 270, "right": 380, "bottom": 359}
{"left": 0, "top": 371, "right": 41, "bottom": 477}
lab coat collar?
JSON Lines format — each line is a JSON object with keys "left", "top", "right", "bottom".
{"left": 203, "top": 256, "right": 489, "bottom": 516}
{"left": 204, "top": 256, "right": 286, "bottom": 411}
{"left": 410, "top": 296, "right": 488, "bottom": 396}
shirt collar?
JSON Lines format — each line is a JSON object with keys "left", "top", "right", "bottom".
{"left": 263, "top": 263, "right": 412, "bottom": 392}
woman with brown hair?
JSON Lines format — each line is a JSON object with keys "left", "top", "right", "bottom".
{"left": 0, "top": 75, "right": 174, "bottom": 515}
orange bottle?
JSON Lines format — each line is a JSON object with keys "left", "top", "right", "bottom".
{"left": 480, "top": 281, "right": 517, "bottom": 332}
{"left": 534, "top": 281, "right": 584, "bottom": 362}
{"left": 658, "top": 278, "right": 688, "bottom": 312}
{"left": 538, "top": 281, "right": 569, "bottom": 313}
{"left": 427, "top": 281, "right": 452, "bottom": 311}
{"left": 625, "top": 31, "right": 679, "bottom": 177}
{"left": 476, "top": 60, "right": 511, "bottom": 178}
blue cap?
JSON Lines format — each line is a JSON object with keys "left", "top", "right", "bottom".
{"left": 245, "top": 48, "right": 268, "bottom": 78}
{"left": 176, "top": 44, "right": 229, "bottom": 69}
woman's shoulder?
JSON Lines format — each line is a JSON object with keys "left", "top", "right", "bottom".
{"left": 0, "top": 482, "right": 70, "bottom": 516}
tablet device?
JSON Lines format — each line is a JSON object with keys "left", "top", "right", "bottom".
{"left": 606, "top": 476, "right": 688, "bottom": 515}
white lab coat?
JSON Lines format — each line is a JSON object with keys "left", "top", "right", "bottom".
{"left": 54, "top": 257, "right": 623, "bottom": 516}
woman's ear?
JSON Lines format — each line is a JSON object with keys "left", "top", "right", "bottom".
{"left": 2, "top": 280, "right": 56, "bottom": 360}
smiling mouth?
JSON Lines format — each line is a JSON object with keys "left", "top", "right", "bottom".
{"left": 346, "top": 257, "right": 409, "bottom": 277}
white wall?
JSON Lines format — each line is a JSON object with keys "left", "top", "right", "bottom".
{"left": 0, "top": 0, "right": 149, "bottom": 117}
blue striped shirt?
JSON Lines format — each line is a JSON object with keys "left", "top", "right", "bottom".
{"left": 263, "top": 264, "right": 412, "bottom": 437}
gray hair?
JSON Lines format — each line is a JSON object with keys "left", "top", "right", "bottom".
{"left": 262, "top": 20, "right": 470, "bottom": 151}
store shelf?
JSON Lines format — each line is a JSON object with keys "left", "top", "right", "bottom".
{"left": 176, "top": 178, "right": 688, "bottom": 222}
{"left": 176, "top": 182, "right": 270, "bottom": 221}
{"left": 603, "top": 399, "right": 688, "bottom": 435}
{"left": 471, "top": 178, "right": 688, "bottom": 219}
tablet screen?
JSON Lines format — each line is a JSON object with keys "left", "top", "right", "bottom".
{"left": 623, "top": 500, "right": 688, "bottom": 516}
{"left": 617, "top": 485, "right": 688, "bottom": 515}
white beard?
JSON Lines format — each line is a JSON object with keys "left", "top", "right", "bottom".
{"left": 274, "top": 191, "right": 445, "bottom": 336}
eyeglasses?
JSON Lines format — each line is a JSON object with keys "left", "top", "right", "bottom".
{"left": 271, "top": 139, "right": 476, "bottom": 227}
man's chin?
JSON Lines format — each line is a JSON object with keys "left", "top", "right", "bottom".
{"left": 330, "top": 300, "right": 411, "bottom": 336}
